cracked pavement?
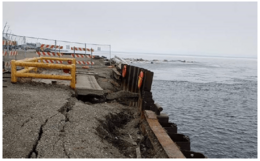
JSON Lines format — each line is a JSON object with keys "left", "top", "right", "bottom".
{"left": 3, "top": 81, "right": 132, "bottom": 158}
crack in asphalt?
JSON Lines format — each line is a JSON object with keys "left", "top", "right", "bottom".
{"left": 27, "top": 119, "right": 48, "bottom": 158}
{"left": 26, "top": 113, "right": 61, "bottom": 158}
{"left": 57, "top": 98, "right": 75, "bottom": 158}
{"left": 27, "top": 97, "right": 76, "bottom": 158}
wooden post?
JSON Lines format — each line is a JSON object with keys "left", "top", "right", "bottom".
{"left": 11, "top": 60, "right": 17, "bottom": 83}
{"left": 71, "top": 64, "right": 76, "bottom": 89}
{"left": 72, "top": 58, "right": 76, "bottom": 66}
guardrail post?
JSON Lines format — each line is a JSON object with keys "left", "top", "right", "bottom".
{"left": 40, "top": 57, "right": 43, "bottom": 63}
{"left": 11, "top": 60, "right": 17, "bottom": 83}
{"left": 71, "top": 64, "right": 76, "bottom": 89}
{"left": 72, "top": 58, "right": 76, "bottom": 66}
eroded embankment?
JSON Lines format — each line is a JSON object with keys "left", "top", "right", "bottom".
{"left": 3, "top": 80, "right": 145, "bottom": 158}
{"left": 3, "top": 63, "right": 204, "bottom": 158}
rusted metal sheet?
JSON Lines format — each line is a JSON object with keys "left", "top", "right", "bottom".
{"left": 127, "top": 65, "right": 134, "bottom": 91}
{"left": 154, "top": 103, "right": 163, "bottom": 115}
{"left": 164, "top": 127, "right": 177, "bottom": 134}
{"left": 138, "top": 96, "right": 144, "bottom": 115}
{"left": 130, "top": 66, "right": 137, "bottom": 92}
{"left": 125, "top": 65, "right": 131, "bottom": 91}
{"left": 157, "top": 113, "right": 169, "bottom": 124}
{"left": 181, "top": 150, "right": 206, "bottom": 158}
{"left": 160, "top": 122, "right": 178, "bottom": 134}
{"left": 120, "top": 65, "right": 205, "bottom": 158}
{"left": 143, "top": 70, "right": 154, "bottom": 92}
{"left": 134, "top": 67, "right": 140, "bottom": 93}
{"left": 140, "top": 69, "right": 147, "bottom": 93}
{"left": 168, "top": 133, "right": 190, "bottom": 151}
{"left": 121, "top": 64, "right": 127, "bottom": 90}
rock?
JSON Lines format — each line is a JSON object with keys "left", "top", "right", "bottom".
{"left": 132, "top": 142, "right": 137, "bottom": 146}
{"left": 110, "top": 80, "right": 120, "bottom": 87}
{"left": 136, "top": 147, "right": 141, "bottom": 158}
{"left": 70, "top": 90, "right": 76, "bottom": 97}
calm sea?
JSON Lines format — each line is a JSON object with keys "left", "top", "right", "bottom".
{"left": 118, "top": 53, "right": 257, "bottom": 158}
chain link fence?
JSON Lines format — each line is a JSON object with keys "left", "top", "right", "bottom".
{"left": 3, "top": 33, "right": 111, "bottom": 70}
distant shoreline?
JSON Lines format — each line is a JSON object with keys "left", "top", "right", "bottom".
{"left": 112, "top": 51, "right": 257, "bottom": 60}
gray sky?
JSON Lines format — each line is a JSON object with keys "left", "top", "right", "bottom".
{"left": 2, "top": 2, "right": 257, "bottom": 57}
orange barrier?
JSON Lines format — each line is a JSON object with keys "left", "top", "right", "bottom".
{"left": 138, "top": 71, "right": 143, "bottom": 89}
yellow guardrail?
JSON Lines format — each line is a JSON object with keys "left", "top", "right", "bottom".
{"left": 11, "top": 57, "right": 76, "bottom": 89}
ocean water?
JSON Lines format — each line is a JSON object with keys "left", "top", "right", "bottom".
{"left": 121, "top": 54, "right": 257, "bottom": 158}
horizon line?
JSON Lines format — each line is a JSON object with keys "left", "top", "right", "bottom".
{"left": 111, "top": 51, "right": 257, "bottom": 59}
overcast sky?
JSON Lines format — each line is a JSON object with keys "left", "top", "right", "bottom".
{"left": 2, "top": 2, "right": 257, "bottom": 57}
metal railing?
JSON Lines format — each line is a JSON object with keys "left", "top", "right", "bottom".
{"left": 11, "top": 57, "right": 76, "bottom": 89}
